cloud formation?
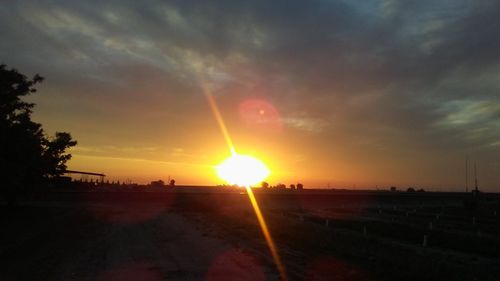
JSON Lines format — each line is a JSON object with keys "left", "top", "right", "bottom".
{"left": 1, "top": 0, "right": 499, "bottom": 189}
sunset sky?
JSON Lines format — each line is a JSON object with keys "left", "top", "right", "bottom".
{"left": 1, "top": 1, "right": 499, "bottom": 191}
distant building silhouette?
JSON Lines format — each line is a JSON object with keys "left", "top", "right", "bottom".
{"left": 150, "top": 180, "right": 165, "bottom": 187}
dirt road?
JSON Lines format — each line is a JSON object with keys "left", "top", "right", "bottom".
{"left": 0, "top": 203, "right": 276, "bottom": 281}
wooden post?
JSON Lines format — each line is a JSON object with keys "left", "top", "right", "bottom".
{"left": 363, "top": 225, "right": 367, "bottom": 237}
{"left": 429, "top": 222, "right": 433, "bottom": 230}
{"left": 423, "top": 235, "right": 428, "bottom": 247}
{"left": 325, "top": 219, "right": 329, "bottom": 227}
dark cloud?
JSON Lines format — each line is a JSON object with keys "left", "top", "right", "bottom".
{"left": 1, "top": 0, "right": 499, "bottom": 188}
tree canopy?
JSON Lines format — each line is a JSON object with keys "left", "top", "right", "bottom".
{"left": 0, "top": 64, "right": 76, "bottom": 192}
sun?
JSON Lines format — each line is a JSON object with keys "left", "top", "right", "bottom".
{"left": 216, "top": 154, "right": 270, "bottom": 187}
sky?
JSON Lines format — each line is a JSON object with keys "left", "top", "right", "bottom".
{"left": 1, "top": 0, "right": 499, "bottom": 191}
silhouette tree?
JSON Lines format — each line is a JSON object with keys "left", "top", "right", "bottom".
{"left": 1, "top": 64, "right": 76, "bottom": 201}
{"left": 42, "top": 132, "right": 77, "bottom": 177}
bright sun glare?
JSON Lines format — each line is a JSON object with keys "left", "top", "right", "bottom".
{"left": 216, "top": 154, "right": 270, "bottom": 187}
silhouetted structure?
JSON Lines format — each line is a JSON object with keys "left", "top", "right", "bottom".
{"left": 150, "top": 180, "right": 165, "bottom": 187}
{"left": 275, "top": 183, "right": 286, "bottom": 189}
{"left": 473, "top": 162, "right": 480, "bottom": 197}
{"left": 474, "top": 163, "right": 479, "bottom": 192}
{"left": 63, "top": 170, "right": 105, "bottom": 182}
{"left": 465, "top": 156, "right": 469, "bottom": 193}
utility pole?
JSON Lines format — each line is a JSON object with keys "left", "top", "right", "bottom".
{"left": 474, "top": 162, "right": 479, "bottom": 192}
{"left": 465, "top": 156, "right": 468, "bottom": 193}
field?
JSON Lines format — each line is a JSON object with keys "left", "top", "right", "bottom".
{"left": 1, "top": 188, "right": 499, "bottom": 281}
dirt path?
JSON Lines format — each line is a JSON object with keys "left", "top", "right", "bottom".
{"left": 0, "top": 204, "right": 277, "bottom": 281}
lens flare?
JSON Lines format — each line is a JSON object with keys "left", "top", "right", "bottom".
{"left": 239, "top": 99, "right": 283, "bottom": 133}
{"left": 199, "top": 77, "right": 288, "bottom": 280}
{"left": 216, "top": 154, "right": 270, "bottom": 187}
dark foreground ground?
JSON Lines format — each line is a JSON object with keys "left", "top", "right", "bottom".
{"left": 1, "top": 189, "right": 500, "bottom": 281}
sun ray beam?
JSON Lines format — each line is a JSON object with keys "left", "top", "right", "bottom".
{"left": 200, "top": 82, "right": 236, "bottom": 156}
{"left": 244, "top": 185, "right": 288, "bottom": 280}
{"left": 199, "top": 78, "right": 288, "bottom": 280}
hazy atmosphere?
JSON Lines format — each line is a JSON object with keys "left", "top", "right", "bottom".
{"left": 1, "top": 0, "right": 499, "bottom": 190}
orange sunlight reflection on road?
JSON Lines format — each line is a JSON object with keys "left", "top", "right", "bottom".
{"left": 199, "top": 79, "right": 288, "bottom": 281}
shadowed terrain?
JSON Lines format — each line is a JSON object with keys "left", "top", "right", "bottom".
{"left": 1, "top": 189, "right": 499, "bottom": 281}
